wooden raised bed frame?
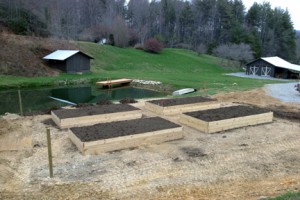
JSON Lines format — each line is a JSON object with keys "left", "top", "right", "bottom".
{"left": 180, "top": 111, "right": 273, "bottom": 133}
{"left": 69, "top": 126, "right": 183, "bottom": 155}
{"left": 145, "top": 101, "right": 220, "bottom": 115}
{"left": 51, "top": 109, "right": 142, "bottom": 129}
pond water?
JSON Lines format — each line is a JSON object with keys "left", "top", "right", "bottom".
{"left": 0, "top": 86, "right": 165, "bottom": 115}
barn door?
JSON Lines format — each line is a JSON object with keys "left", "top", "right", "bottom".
{"left": 261, "top": 66, "right": 271, "bottom": 76}
{"left": 249, "top": 66, "right": 259, "bottom": 75}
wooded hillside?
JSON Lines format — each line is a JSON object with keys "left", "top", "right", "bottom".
{"left": 0, "top": 0, "right": 298, "bottom": 63}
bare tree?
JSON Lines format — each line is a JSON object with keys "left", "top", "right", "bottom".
{"left": 213, "top": 43, "right": 253, "bottom": 67}
{"left": 111, "top": 16, "right": 129, "bottom": 47}
{"left": 127, "top": 0, "right": 150, "bottom": 43}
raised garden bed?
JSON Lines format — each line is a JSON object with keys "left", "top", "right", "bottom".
{"left": 51, "top": 104, "right": 141, "bottom": 129}
{"left": 180, "top": 105, "right": 273, "bottom": 133}
{"left": 69, "top": 117, "right": 183, "bottom": 155}
{"left": 145, "top": 96, "right": 220, "bottom": 115}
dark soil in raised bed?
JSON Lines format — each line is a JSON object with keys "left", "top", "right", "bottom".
{"left": 148, "top": 96, "right": 216, "bottom": 107}
{"left": 119, "top": 98, "right": 137, "bottom": 104}
{"left": 70, "top": 117, "right": 181, "bottom": 142}
{"left": 264, "top": 105, "right": 300, "bottom": 122}
{"left": 96, "top": 99, "right": 113, "bottom": 105}
{"left": 184, "top": 105, "right": 270, "bottom": 122}
{"left": 52, "top": 104, "right": 139, "bottom": 119}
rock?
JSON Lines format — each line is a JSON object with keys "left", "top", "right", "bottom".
{"left": 257, "top": 196, "right": 268, "bottom": 200}
{"left": 2, "top": 113, "right": 20, "bottom": 120}
{"left": 132, "top": 79, "right": 161, "bottom": 85}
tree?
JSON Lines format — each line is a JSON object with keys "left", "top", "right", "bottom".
{"left": 160, "top": 0, "right": 176, "bottom": 46}
{"left": 127, "top": 0, "right": 150, "bottom": 44}
{"left": 111, "top": 16, "right": 129, "bottom": 47}
{"left": 179, "top": 1, "right": 194, "bottom": 44}
{"left": 1, "top": 0, "right": 297, "bottom": 61}
{"left": 296, "top": 31, "right": 300, "bottom": 63}
{"left": 213, "top": 43, "right": 253, "bottom": 67}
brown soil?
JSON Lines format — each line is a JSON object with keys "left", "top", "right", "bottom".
{"left": 52, "top": 104, "right": 139, "bottom": 119}
{"left": 185, "top": 105, "right": 270, "bottom": 122}
{"left": 213, "top": 88, "right": 300, "bottom": 122}
{"left": 96, "top": 99, "right": 113, "bottom": 105}
{"left": 71, "top": 117, "right": 181, "bottom": 142}
{"left": 148, "top": 96, "right": 216, "bottom": 107}
{"left": 119, "top": 98, "right": 137, "bottom": 104}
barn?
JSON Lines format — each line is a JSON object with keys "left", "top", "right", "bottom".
{"left": 246, "top": 56, "right": 300, "bottom": 79}
{"left": 43, "top": 50, "right": 93, "bottom": 73}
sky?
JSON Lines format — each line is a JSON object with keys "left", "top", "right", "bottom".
{"left": 242, "top": 0, "right": 300, "bottom": 30}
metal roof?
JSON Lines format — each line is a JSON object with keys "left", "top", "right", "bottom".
{"left": 43, "top": 50, "right": 93, "bottom": 61}
{"left": 261, "top": 56, "right": 300, "bottom": 71}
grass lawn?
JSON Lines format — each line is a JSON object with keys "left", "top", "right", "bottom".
{"left": 269, "top": 191, "right": 300, "bottom": 200}
{"left": 0, "top": 42, "right": 282, "bottom": 94}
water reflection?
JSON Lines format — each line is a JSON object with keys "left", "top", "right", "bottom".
{"left": 0, "top": 86, "right": 164, "bottom": 115}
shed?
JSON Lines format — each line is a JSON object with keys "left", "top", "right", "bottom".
{"left": 245, "top": 56, "right": 300, "bottom": 79}
{"left": 43, "top": 50, "right": 93, "bottom": 73}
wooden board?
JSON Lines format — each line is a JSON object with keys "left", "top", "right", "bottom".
{"left": 145, "top": 101, "right": 220, "bottom": 115}
{"left": 96, "top": 78, "right": 132, "bottom": 87}
{"left": 180, "top": 112, "right": 273, "bottom": 133}
{"left": 68, "top": 127, "right": 183, "bottom": 155}
{"left": 51, "top": 110, "right": 142, "bottom": 129}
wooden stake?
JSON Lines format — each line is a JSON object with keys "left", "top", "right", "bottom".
{"left": 18, "top": 89, "right": 23, "bottom": 116}
{"left": 46, "top": 128, "right": 53, "bottom": 178}
{"left": 202, "top": 81, "right": 207, "bottom": 96}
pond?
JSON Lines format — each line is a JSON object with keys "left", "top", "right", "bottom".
{"left": 0, "top": 86, "right": 166, "bottom": 115}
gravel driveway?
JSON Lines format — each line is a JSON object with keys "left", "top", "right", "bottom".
{"left": 226, "top": 73, "right": 300, "bottom": 103}
{"left": 264, "top": 82, "right": 300, "bottom": 103}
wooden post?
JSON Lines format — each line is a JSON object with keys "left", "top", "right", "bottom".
{"left": 202, "top": 81, "right": 207, "bottom": 96}
{"left": 18, "top": 89, "right": 23, "bottom": 116}
{"left": 46, "top": 128, "right": 53, "bottom": 178}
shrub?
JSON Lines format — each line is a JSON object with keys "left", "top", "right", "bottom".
{"left": 144, "top": 38, "right": 163, "bottom": 53}
{"left": 154, "top": 34, "right": 164, "bottom": 43}
{"left": 8, "top": 18, "right": 28, "bottom": 35}
{"left": 134, "top": 43, "right": 144, "bottom": 50}
{"left": 108, "top": 34, "right": 115, "bottom": 46}
{"left": 195, "top": 44, "right": 208, "bottom": 55}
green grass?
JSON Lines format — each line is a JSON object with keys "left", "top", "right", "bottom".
{"left": 0, "top": 42, "right": 283, "bottom": 94}
{"left": 79, "top": 42, "right": 281, "bottom": 94}
{"left": 269, "top": 191, "right": 300, "bottom": 200}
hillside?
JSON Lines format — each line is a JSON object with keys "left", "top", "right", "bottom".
{"left": 78, "top": 42, "right": 278, "bottom": 93}
{"left": 0, "top": 30, "right": 279, "bottom": 92}
{"left": 0, "top": 27, "right": 78, "bottom": 77}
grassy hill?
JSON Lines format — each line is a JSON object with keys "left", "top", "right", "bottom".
{"left": 79, "top": 42, "right": 279, "bottom": 94}
{"left": 0, "top": 39, "right": 280, "bottom": 94}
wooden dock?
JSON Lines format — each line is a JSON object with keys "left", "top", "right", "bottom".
{"left": 96, "top": 78, "right": 132, "bottom": 88}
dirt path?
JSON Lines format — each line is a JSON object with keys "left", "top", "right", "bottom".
{"left": 1, "top": 88, "right": 300, "bottom": 200}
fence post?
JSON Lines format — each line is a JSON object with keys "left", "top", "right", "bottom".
{"left": 202, "top": 81, "right": 207, "bottom": 96}
{"left": 18, "top": 89, "right": 23, "bottom": 116}
{"left": 46, "top": 128, "right": 53, "bottom": 178}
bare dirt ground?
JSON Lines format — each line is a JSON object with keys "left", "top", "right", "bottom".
{"left": 1, "top": 88, "right": 300, "bottom": 200}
